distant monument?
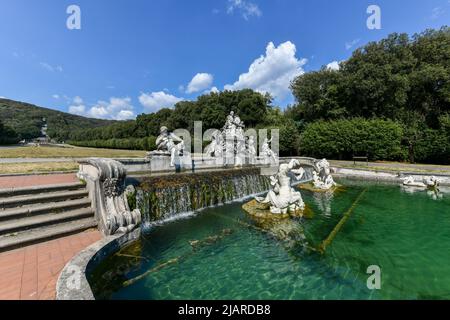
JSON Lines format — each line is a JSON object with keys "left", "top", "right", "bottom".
{"left": 204, "top": 110, "right": 247, "bottom": 166}
{"left": 204, "top": 110, "right": 278, "bottom": 167}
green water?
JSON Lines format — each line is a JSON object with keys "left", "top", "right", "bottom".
{"left": 89, "top": 180, "right": 450, "bottom": 300}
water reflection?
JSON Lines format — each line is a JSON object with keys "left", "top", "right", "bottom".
{"left": 312, "top": 190, "right": 334, "bottom": 217}
{"left": 400, "top": 185, "right": 447, "bottom": 200}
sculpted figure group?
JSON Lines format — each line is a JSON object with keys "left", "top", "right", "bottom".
{"left": 150, "top": 110, "right": 279, "bottom": 167}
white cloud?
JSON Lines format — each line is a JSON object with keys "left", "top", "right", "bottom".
{"left": 139, "top": 91, "right": 183, "bottom": 112}
{"left": 39, "top": 62, "right": 63, "bottom": 72}
{"left": 73, "top": 96, "right": 83, "bottom": 105}
{"left": 52, "top": 94, "right": 60, "bottom": 99}
{"left": 345, "top": 39, "right": 360, "bottom": 50}
{"left": 227, "top": 0, "right": 262, "bottom": 20}
{"left": 186, "top": 73, "right": 214, "bottom": 93}
{"left": 116, "top": 110, "right": 135, "bottom": 120}
{"left": 326, "top": 61, "right": 340, "bottom": 71}
{"left": 202, "top": 86, "right": 220, "bottom": 95}
{"left": 68, "top": 96, "right": 136, "bottom": 120}
{"left": 224, "top": 41, "right": 307, "bottom": 100}
{"left": 431, "top": 6, "right": 445, "bottom": 20}
{"left": 69, "top": 104, "right": 86, "bottom": 115}
{"left": 89, "top": 97, "right": 135, "bottom": 120}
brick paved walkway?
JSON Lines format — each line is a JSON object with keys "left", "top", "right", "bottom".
{"left": 0, "top": 230, "right": 101, "bottom": 300}
{"left": 0, "top": 173, "right": 78, "bottom": 189}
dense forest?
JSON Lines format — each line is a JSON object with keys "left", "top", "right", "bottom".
{"left": 0, "top": 119, "right": 19, "bottom": 145}
{"left": 0, "top": 99, "right": 115, "bottom": 142}
{"left": 1, "top": 26, "right": 449, "bottom": 164}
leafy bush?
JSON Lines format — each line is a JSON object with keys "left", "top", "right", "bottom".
{"left": 299, "top": 118, "right": 405, "bottom": 161}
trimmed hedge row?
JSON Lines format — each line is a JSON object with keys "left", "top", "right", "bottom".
{"left": 68, "top": 136, "right": 156, "bottom": 151}
{"left": 299, "top": 118, "right": 450, "bottom": 163}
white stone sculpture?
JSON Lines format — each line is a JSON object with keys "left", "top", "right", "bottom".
{"left": 154, "top": 126, "right": 185, "bottom": 167}
{"left": 255, "top": 159, "right": 305, "bottom": 214}
{"left": 77, "top": 158, "right": 141, "bottom": 236}
{"left": 247, "top": 136, "right": 257, "bottom": 165}
{"left": 204, "top": 110, "right": 253, "bottom": 167}
{"left": 204, "top": 130, "right": 220, "bottom": 157}
{"left": 261, "top": 138, "right": 278, "bottom": 165}
{"left": 312, "top": 159, "right": 336, "bottom": 190}
{"left": 424, "top": 176, "right": 440, "bottom": 189}
{"left": 235, "top": 138, "right": 246, "bottom": 167}
{"left": 401, "top": 175, "right": 440, "bottom": 189}
{"left": 401, "top": 176, "right": 427, "bottom": 187}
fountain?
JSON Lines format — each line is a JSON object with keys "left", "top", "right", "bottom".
{"left": 136, "top": 168, "right": 272, "bottom": 224}
{"left": 241, "top": 159, "right": 313, "bottom": 221}
{"left": 204, "top": 110, "right": 278, "bottom": 166}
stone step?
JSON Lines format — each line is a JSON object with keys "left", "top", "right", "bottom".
{"left": 0, "top": 207, "right": 94, "bottom": 235}
{"left": 0, "top": 182, "right": 85, "bottom": 199}
{"left": 0, "top": 189, "right": 89, "bottom": 210}
{"left": 0, "top": 198, "right": 92, "bottom": 222}
{"left": 0, "top": 217, "right": 98, "bottom": 253}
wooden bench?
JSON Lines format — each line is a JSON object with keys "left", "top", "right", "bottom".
{"left": 353, "top": 156, "right": 369, "bottom": 166}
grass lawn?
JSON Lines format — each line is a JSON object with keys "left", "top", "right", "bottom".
{"left": 0, "top": 146, "right": 147, "bottom": 159}
{"left": 0, "top": 162, "right": 79, "bottom": 174}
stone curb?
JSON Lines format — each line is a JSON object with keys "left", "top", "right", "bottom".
{"left": 56, "top": 228, "right": 141, "bottom": 300}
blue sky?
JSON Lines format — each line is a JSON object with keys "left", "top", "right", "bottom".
{"left": 0, "top": 0, "right": 449, "bottom": 120}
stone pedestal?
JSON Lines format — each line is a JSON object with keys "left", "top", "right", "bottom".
{"left": 146, "top": 151, "right": 172, "bottom": 172}
{"left": 146, "top": 151, "right": 193, "bottom": 172}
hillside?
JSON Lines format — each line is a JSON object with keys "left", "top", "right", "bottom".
{"left": 0, "top": 98, "right": 115, "bottom": 142}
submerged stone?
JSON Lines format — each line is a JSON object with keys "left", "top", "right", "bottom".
{"left": 242, "top": 199, "right": 313, "bottom": 220}
{"left": 298, "top": 183, "right": 345, "bottom": 194}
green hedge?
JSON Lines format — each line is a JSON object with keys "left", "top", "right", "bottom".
{"left": 299, "top": 118, "right": 405, "bottom": 161}
{"left": 68, "top": 136, "right": 156, "bottom": 151}
{"left": 414, "top": 128, "right": 449, "bottom": 164}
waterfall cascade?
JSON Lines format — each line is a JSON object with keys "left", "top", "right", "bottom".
{"left": 136, "top": 166, "right": 314, "bottom": 225}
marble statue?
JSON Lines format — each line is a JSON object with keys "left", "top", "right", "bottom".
{"left": 235, "top": 138, "right": 246, "bottom": 167}
{"left": 255, "top": 159, "right": 305, "bottom": 214}
{"left": 261, "top": 138, "right": 278, "bottom": 165}
{"left": 223, "top": 111, "right": 237, "bottom": 137}
{"left": 424, "top": 176, "right": 440, "bottom": 189}
{"left": 247, "top": 136, "right": 257, "bottom": 165}
{"left": 155, "top": 126, "right": 185, "bottom": 166}
{"left": 204, "top": 130, "right": 222, "bottom": 157}
{"left": 401, "top": 176, "right": 427, "bottom": 188}
{"left": 204, "top": 110, "right": 251, "bottom": 166}
{"left": 312, "top": 158, "right": 336, "bottom": 190}
{"left": 402, "top": 175, "right": 440, "bottom": 189}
